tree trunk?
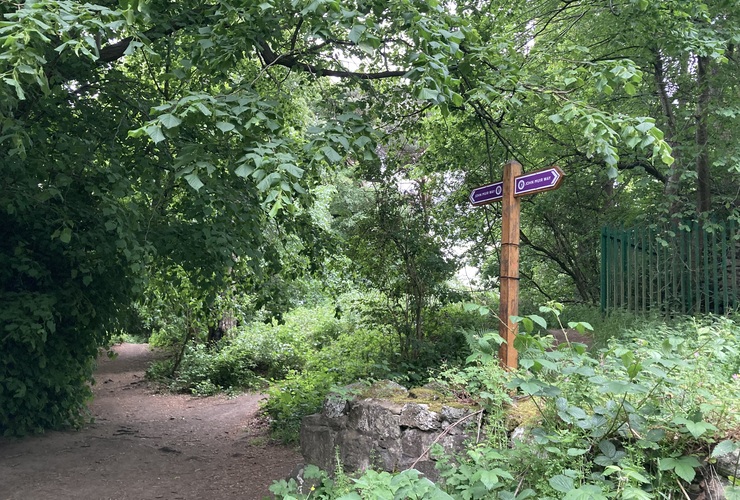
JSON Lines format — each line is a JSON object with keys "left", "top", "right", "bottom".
{"left": 695, "top": 55, "right": 711, "bottom": 214}
{"left": 653, "top": 49, "right": 683, "bottom": 216}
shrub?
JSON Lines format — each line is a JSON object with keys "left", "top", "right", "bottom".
{"left": 1, "top": 292, "right": 102, "bottom": 435}
{"left": 153, "top": 303, "right": 346, "bottom": 395}
{"left": 148, "top": 319, "right": 189, "bottom": 348}
{"left": 161, "top": 342, "right": 263, "bottom": 395}
{"left": 262, "top": 369, "right": 336, "bottom": 443}
{"left": 262, "top": 325, "right": 393, "bottom": 443}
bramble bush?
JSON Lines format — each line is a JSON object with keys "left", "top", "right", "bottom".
{"left": 262, "top": 322, "right": 395, "bottom": 443}
{"left": 149, "top": 304, "right": 341, "bottom": 394}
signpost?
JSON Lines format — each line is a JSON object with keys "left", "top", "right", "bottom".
{"left": 514, "top": 167, "right": 563, "bottom": 197}
{"left": 469, "top": 181, "right": 503, "bottom": 206}
{"left": 470, "top": 162, "right": 564, "bottom": 369}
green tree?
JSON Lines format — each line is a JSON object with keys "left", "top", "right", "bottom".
{"left": 335, "top": 157, "right": 456, "bottom": 359}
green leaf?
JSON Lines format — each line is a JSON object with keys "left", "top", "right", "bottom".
{"left": 321, "top": 146, "right": 342, "bottom": 163}
{"left": 59, "top": 227, "right": 72, "bottom": 244}
{"left": 194, "top": 102, "right": 212, "bottom": 116}
{"left": 519, "top": 382, "right": 541, "bottom": 395}
{"left": 635, "top": 120, "right": 654, "bottom": 133}
{"left": 599, "top": 440, "right": 617, "bottom": 457}
{"left": 158, "top": 113, "right": 181, "bottom": 129}
{"left": 674, "top": 461, "right": 697, "bottom": 483}
{"left": 549, "top": 475, "right": 574, "bottom": 493}
{"left": 684, "top": 420, "right": 717, "bottom": 438}
{"left": 529, "top": 314, "right": 547, "bottom": 329}
{"left": 725, "top": 485, "right": 740, "bottom": 500}
{"left": 660, "top": 456, "right": 701, "bottom": 483}
{"left": 564, "top": 485, "right": 608, "bottom": 500}
{"left": 349, "top": 24, "right": 365, "bottom": 44}
{"left": 602, "top": 381, "right": 632, "bottom": 393}
{"left": 661, "top": 150, "right": 674, "bottom": 165}
{"left": 235, "top": 164, "right": 254, "bottom": 178}
{"left": 216, "top": 121, "right": 235, "bottom": 133}
{"left": 268, "top": 195, "right": 284, "bottom": 217}
{"left": 418, "top": 87, "right": 439, "bottom": 101}
{"left": 673, "top": 417, "right": 717, "bottom": 438}
{"left": 480, "top": 469, "right": 500, "bottom": 490}
{"left": 256, "top": 172, "right": 280, "bottom": 192}
{"left": 712, "top": 439, "right": 739, "bottom": 458}
{"left": 549, "top": 114, "right": 563, "bottom": 124}
{"left": 337, "top": 493, "right": 362, "bottom": 500}
{"left": 280, "top": 163, "right": 304, "bottom": 178}
{"left": 184, "top": 173, "right": 204, "bottom": 191}
{"left": 567, "top": 321, "right": 593, "bottom": 334}
{"left": 145, "top": 124, "right": 165, "bottom": 143}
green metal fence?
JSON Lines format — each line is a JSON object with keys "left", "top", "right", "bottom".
{"left": 601, "top": 222, "right": 739, "bottom": 315}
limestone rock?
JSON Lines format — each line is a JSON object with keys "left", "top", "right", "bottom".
{"left": 401, "top": 428, "right": 440, "bottom": 459}
{"left": 299, "top": 384, "right": 477, "bottom": 483}
{"left": 400, "top": 403, "right": 441, "bottom": 431}
{"left": 715, "top": 448, "right": 740, "bottom": 479}
{"left": 336, "top": 430, "right": 375, "bottom": 472}
{"left": 440, "top": 405, "right": 471, "bottom": 423}
{"left": 349, "top": 399, "right": 402, "bottom": 439}
{"left": 300, "top": 414, "right": 338, "bottom": 472}
{"left": 323, "top": 396, "right": 349, "bottom": 419}
{"left": 361, "top": 380, "right": 408, "bottom": 399}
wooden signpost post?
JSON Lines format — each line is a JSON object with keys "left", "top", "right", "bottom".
{"left": 469, "top": 161, "right": 564, "bottom": 369}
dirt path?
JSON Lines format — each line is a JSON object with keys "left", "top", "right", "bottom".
{"left": 0, "top": 343, "right": 302, "bottom": 500}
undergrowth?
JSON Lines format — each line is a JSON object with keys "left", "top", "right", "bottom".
{"left": 270, "top": 305, "right": 740, "bottom": 499}
{"left": 146, "top": 298, "right": 488, "bottom": 441}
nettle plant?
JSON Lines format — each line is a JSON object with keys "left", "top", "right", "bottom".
{"left": 503, "top": 307, "right": 740, "bottom": 498}
{"left": 270, "top": 307, "right": 740, "bottom": 499}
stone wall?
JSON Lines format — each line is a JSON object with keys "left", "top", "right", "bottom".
{"left": 299, "top": 382, "right": 478, "bottom": 481}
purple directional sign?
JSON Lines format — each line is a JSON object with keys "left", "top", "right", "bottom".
{"left": 469, "top": 181, "right": 504, "bottom": 206}
{"left": 514, "top": 166, "right": 564, "bottom": 197}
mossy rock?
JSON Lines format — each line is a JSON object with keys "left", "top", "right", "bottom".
{"left": 504, "top": 396, "right": 542, "bottom": 430}
{"left": 357, "top": 380, "right": 408, "bottom": 399}
{"left": 343, "top": 380, "right": 474, "bottom": 414}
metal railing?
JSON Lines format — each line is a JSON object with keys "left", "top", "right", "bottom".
{"left": 601, "top": 222, "right": 739, "bottom": 315}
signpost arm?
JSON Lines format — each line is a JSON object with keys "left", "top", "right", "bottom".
{"left": 499, "top": 160, "right": 522, "bottom": 369}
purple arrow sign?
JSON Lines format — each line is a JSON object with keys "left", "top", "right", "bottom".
{"left": 514, "top": 166, "right": 564, "bottom": 197}
{"left": 469, "top": 181, "right": 504, "bottom": 206}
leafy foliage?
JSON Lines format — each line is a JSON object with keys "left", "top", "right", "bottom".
{"left": 2, "top": 0, "right": 738, "bottom": 443}
{"left": 271, "top": 311, "right": 740, "bottom": 499}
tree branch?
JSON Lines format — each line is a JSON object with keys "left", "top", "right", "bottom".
{"left": 98, "top": 8, "right": 410, "bottom": 82}
{"left": 98, "top": 15, "right": 195, "bottom": 63}
{"left": 519, "top": 269, "right": 554, "bottom": 301}
{"left": 617, "top": 160, "right": 667, "bottom": 184}
{"left": 258, "top": 42, "right": 408, "bottom": 80}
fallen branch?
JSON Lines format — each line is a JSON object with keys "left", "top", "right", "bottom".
{"left": 407, "top": 408, "right": 485, "bottom": 471}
